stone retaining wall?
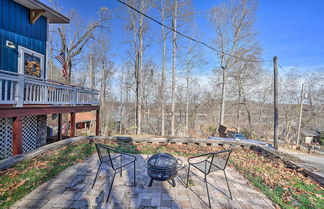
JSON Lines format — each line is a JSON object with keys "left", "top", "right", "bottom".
{"left": 0, "top": 136, "right": 86, "bottom": 170}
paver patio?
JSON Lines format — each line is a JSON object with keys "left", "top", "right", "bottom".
{"left": 11, "top": 154, "right": 275, "bottom": 209}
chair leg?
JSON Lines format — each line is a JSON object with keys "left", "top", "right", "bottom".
{"left": 223, "top": 170, "right": 232, "bottom": 199}
{"left": 106, "top": 173, "right": 116, "bottom": 202}
{"left": 186, "top": 164, "right": 191, "bottom": 188}
{"left": 205, "top": 174, "right": 211, "bottom": 208}
{"left": 133, "top": 161, "right": 136, "bottom": 187}
{"left": 120, "top": 156, "right": 123, "bottom": 177}
{"left": 171, "top": 179, "right": 176, "bottom": 187}
{"left": 92, "top": 163, "right": 102, "bottom": 189}
{"left": 148, "top": 178, "right": 154, "bottom": 187}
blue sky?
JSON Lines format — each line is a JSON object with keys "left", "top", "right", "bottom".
{"left": 43, "top": 0, "right": 324, "bottom": 72}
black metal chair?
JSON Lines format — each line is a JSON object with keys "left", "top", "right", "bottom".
{"left": 186, "top": 149, "right": 232, "bottom": 208}
{"left": 92, "top": 143, "right": 136, "bottom": 202}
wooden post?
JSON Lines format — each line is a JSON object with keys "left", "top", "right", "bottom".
{"left": 13, "top": 117, "right": 23, "bottom": 155}
{"left": 96, "top": 109, "right": 100, "bottom": 136}
{"left": 16, "top": 74, "right": 25, "bottom": 107}
{"left": 273, "top": 56, "right": 279, "bottom": 150}
{"left": 69, "top": 112, "right": 76, "bottom": 137}
{"left": 72, "top": 87, "right": 77, "bottom": 106}
{"left": 58, "top": 113, "right": 62, "bottom": 141}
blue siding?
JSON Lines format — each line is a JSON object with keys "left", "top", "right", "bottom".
{"left": 0, "top": 0, "right": 48, "bottom": 74}
{"left": 0, "top": 28, "right": 46, "bottom": 73}
{"left": 0, "top": 0, "right": 47, "bottom": 41}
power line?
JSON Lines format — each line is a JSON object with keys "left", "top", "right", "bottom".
{"left": 278, "top": 64, "right": 285, "bottom": 69}
{"left": 114, "top": 0, "right": 271, "bottom": 63}
{"left": 278, "top": 64, "right": 291, "bottom": 90}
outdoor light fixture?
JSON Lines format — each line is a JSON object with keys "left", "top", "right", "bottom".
{"left": 6, "top": 40, "right": 16, "bottom": 49}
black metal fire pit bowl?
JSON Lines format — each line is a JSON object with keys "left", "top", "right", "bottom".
{"left": 146, "top": 153, "right": 182, "bottom": 187}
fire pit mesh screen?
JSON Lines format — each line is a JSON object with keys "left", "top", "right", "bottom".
{"left": 148, "top": 153, "right": 177, "bottom": 168}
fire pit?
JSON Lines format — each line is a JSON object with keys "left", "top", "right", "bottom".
{"left": 147, "top": 153, "right": 181, "bottom": 187}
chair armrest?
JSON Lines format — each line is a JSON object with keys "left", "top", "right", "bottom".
{"left": 113, "top": 150, "right": 137, "bottom": 161}
{"left": 96, "top": 143, "right": 137, "bottom": 161}
{"left": 188, "top": 153, "right": 211, "bottom": 164}
{"left": 121, "top": 153, "right": 137, "bottom": 161}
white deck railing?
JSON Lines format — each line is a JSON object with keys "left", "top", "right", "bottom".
{"left": 0, "top": 70, "right": 99, "bottom": 106}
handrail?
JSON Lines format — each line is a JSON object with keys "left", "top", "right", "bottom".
{"left": 0, "top": 69, "right": 98, "bottom": 92}
{"left": 0, "top": 70, "right": 99, "bottom": 106}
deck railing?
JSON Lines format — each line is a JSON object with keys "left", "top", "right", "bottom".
{"left": 0, "top": 70, "right": 99, "bottom": 106}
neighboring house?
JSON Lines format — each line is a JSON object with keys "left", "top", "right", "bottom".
{"left": 0, "top": 0, "right": 100, "bottom": 159}
{"left": 301, "top": 130, "right": 319, "bottom": 144}
{"left": 70, "top": 112, "right": 96, "bottom": 135}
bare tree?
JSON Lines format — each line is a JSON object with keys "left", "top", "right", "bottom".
{"left": 210, "top": 0, "right": 258, "bottom": 127}
{"left": 154, "top": 0, "right": 172, "bottom": 136}
{"left": 183, "top": 40, "right": 204, "bottom": 136}
{"left": 170, "top": 0, "right": 179, "bottom": 136}
{"left": 56, "top": 8, "right": 110, "bottom": 83}
{"left": 125, "top": 0, "right": 151, "bottom": 134}
{"left": 170, "top": 0, "right": 193, "bottom": 136}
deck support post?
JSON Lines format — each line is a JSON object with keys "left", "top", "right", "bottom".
{"left": 69, "top": 112, "right": 76, "bottom": 137}
{"left": 13, "top": 117, "right": 23, "bottom": 155}
{"left": 58, "top": 113, "right": 62, "bottom": 141}
{"left": 96, "top": 109, "right": 100, "bottom": 136}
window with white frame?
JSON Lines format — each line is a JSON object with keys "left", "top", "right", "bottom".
{"left": 18, "top": 46, "right": 45, "bottom": 79}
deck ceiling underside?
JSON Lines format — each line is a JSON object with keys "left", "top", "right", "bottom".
{"left": 0, "top": 105, "right": 99, "bottom": 118}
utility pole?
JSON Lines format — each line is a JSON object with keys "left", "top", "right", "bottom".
{"left": 273, "top": 56, "right": 279, "bottom": 150}
{"left": 296, "top": 83, "right": 305, "bottom": 147}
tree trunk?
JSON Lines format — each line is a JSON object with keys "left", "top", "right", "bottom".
{"left": 100, "top": 62, "right": 106, "bottom": 134}
{"left": 219, "top": 67, "right": 226, "bottom": 126}
{"left": 171, "top": 0, "right": 178, "bottom": 136}
{"left": 135, "top": 0, "right": 145, "bottom": 135}
{"left": 67, "top": 56, "right": 72, "bottom": 84}
{"left": 89, "top": 54, "right": 95, "bottom": 89}
{"left": 119, "top": 72, "right": 124, "bottom": 135}
{"left": 185, "top": 70, "right": 189, "bottom": 136}
{"left": 48, "top": 33, "right": 54, "bottom": 80}
{"left": 242, "top": 86, "right": 252, "bottom": 134}
{"left": 160, "top": 6, "right": 167, "bottom": 136}
{"left": 236, "top": 79, "right": 241, "bottom": 132}
{"left": 135, "top": 51, "right": 142, "bottom": 134}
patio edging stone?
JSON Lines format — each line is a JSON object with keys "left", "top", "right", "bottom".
{"left": 0, "top": 136, "right": 85, "bottom": 170}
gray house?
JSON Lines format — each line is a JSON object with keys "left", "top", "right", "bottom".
{"left": 301, "top": 130, "right": 319, "bottom": 144}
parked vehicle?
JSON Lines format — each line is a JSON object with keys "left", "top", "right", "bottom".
{"left": 232, "top": 133, "right": 246, "bottom": 139}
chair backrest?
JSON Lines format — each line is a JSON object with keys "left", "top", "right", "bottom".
{"left": 95, "top": 143, "right": 116, "bottom": 170}
{"left": 208, "top": 149, "right": 232, "bottom": 173}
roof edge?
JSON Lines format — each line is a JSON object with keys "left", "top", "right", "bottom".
{"left": 14, "top": 0, "right": 70, "bottom": 24}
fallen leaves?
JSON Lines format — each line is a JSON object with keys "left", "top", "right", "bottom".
{"left": 229, "top": 148, "right": 324, "bottom": 209}
{"left": 0, "top": 142, "right": 95, "bottom": 208}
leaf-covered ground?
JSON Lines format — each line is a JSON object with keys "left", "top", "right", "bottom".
{"left": 0, "top": 142, "right": 95, "bottom": 208}
{"left": 0, "top": 140, "right": 323, "bottom": 209}
{"left": 230, "top": 148, "right": 324, "bottom": 209}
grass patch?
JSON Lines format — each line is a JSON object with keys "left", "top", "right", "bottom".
{"left": 229, "top": 149, "right": 324, "bottom": 209}
{"left": 0, "top": 142, "right": 95, "bottom": 208}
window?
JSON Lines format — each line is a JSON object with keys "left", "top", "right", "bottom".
{"left": 18, "top": 46, "right": 45, "bottom": 78}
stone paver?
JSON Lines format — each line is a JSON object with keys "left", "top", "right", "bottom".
{"left": 11, "top": 154, "right": 275, "bottom": 209}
